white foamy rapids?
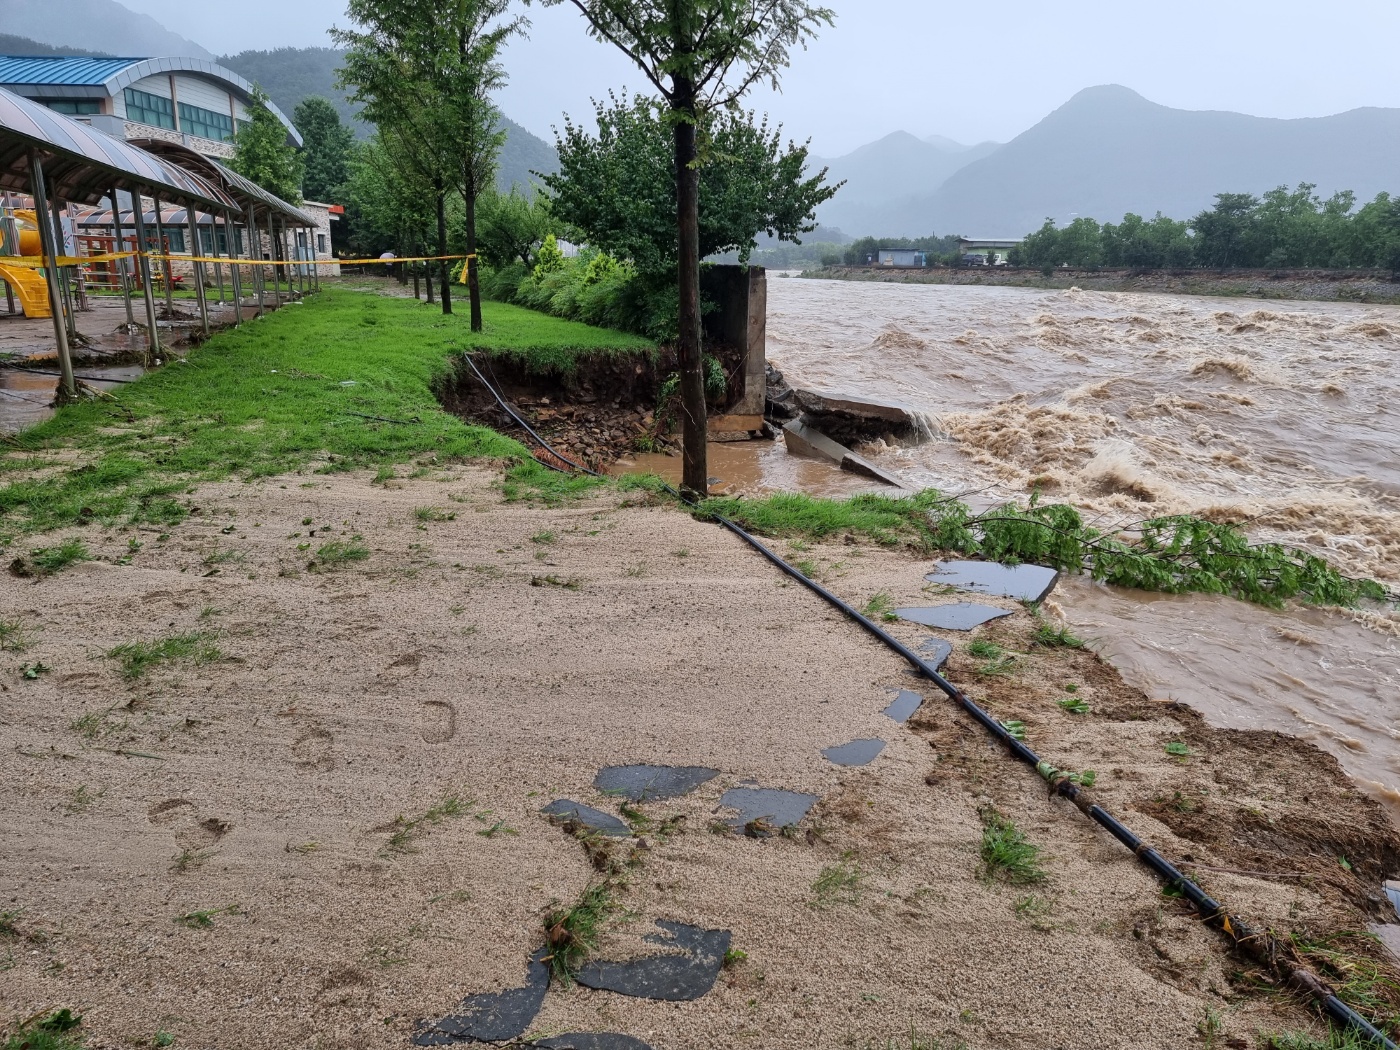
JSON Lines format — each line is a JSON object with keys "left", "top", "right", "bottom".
{"left": 767, "top": 278, "right": 1400, "bottom": 818}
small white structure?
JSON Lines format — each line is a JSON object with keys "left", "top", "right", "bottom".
{"left": 298, "top": 201, "right": 341, "bottom": 277}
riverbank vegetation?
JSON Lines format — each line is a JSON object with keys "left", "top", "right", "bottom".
{"left": 0, "top": 289, "right": 652, "bottom": 542}
{"left": 697, "top": 489, "right": 1391, "bottom": 610}
{"left": 1011, "top": 183, "right": 1400, "bottom": 271}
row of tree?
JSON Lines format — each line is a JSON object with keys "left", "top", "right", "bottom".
{"left": 1010, "top": 185, "right": 1400, "bottom": 271}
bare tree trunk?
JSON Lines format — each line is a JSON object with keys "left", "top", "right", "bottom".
{"left": 673, "top": 83, "right": 708, "bottom": 498}
{"left": 435, "top": 186, "right": 451, "bottom": 315}
{"left": 464, "top": 184, "right": 482, "bottom": 332}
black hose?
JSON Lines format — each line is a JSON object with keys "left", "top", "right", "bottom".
{"left": 460, "top": 352, "right": 598, "bottom": 477}
{"left": 461, "top": 356, "right": 1397, "bottom": 1049}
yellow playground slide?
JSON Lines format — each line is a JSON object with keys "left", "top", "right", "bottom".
{"left": 0, "top": 262, "right": 53, "bottom": 319}
{"left": 0, "top": 209, "right": 53, "bottom": 319}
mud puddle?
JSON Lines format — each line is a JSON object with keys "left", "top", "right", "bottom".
{"left": 0, "top": 363, "right": 146, "bottom": 431}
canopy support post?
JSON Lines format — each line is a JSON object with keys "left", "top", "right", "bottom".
{"left": 28, "top": 151, "right": 75, "bottom": 402}
{"left": 224, "top": 210, "right": 242, "bottom": 327}
{"left": 152, "top": 197, "right": 174, "bottom": 318}
{"left": 108, "top": 188, "right": 135, "bottom": 330}
{"left": 250, "top": 204, "right": 265, "bottom": 318}
{"left": 186, "top": 210, "right": 209, "bottom": 339}
{"left": 129, "top": 193, "right": 161, "bottom": 361}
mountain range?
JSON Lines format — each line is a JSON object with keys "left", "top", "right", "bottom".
{"left": 0, "top": 0, "right": 212, "bottom": 58}
{"left": 817, "top": 85, "right": 1400, "bottom": 238}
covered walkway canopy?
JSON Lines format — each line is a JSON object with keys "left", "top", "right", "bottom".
{"left": 0, "top": 84, "right": 316, "bottom": 402}
{"left": 0, "top": 84, "right": 237, "bottom": 211}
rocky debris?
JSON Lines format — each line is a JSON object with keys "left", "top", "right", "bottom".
{"left": 791, "top": 389, "right": 921, "bottom": 445}
{"left": 765, "top": 363, "right": 798, "bottom": 420}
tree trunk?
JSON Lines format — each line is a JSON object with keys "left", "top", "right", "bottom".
{"left": 435, "top": 187, "right": 451, "bottom": 315}
{"left": 673, "top": 87, "right": 708, "bottom": 498}
{"left": 464, "top": 186, "right": 482, "bottom": 332}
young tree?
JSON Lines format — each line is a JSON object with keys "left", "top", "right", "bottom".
{"left": 537, "top": 0, "right": 834, "bottom": 497}
{"left": 232, "top": 86, "right": 305, "bottom": 202}
{"left": 294, "top": 96, "right": 357, "bottom": 203}
{"left": 335, "top": 0, "right": 524, "bottom": 327}
{"left": 477, "top": 188, "right": 557, "bottom": 269}
{"left": 344, "top": 133, "right": 435, "bottom": 259}
{"left": 544, "top": 93, "right": 836, "bottom": 277}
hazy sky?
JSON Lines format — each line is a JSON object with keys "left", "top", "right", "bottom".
{"left": 120, "top": 0, "right": 1400, "bottom": 156}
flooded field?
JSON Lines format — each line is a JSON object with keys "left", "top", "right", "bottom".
{"left": 766, "top": 277, "right": 1400, "bottom": 816}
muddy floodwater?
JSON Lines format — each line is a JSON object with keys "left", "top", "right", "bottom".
{"left": 765, "top": 276, "right": 1400, "bottom": 817}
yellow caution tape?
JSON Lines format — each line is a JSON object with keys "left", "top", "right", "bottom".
{"left": 1, "top": 251, "right": 477, "bottom": 269}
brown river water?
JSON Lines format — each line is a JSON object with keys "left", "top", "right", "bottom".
{"left": 761, "top": 277, "right": 1400, "bottom": 817}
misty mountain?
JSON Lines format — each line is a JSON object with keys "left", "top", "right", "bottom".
{"left": 0, "top": 0, "right": 212, "bottom": 59}
{"left": 220, "top": 46, "right": 558, "bottom": 193}
{"left": 812, "top": 131, "right": 999, "bottom": 237}
{"left": 0, "top": 33, "right": 112, "bottom": 58}
{"left": 923, "top": 85, "right": 1400, "bottom": 237}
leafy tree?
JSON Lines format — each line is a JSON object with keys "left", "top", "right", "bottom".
{"left": 1351, "top": 192, "right": 1400, "bottom": 272}
{"left": 232, "top": 86, "right": 305, "bottom": 203}
{"left": 1057, "top": 217, "right": 1103, "bottom": 268}
{"left": 545, "top": 93, "right": 836, "bottom": 276}
{"left": 343, "top": 133, "right": 435, "bottom": 259}
{"left": 335, "top": 0, "right": 524, "bottom": 328}
{"left": 1013, "top": 219, "right": 1060, "bottom": 270}
{"left": 477, "top": 188, "right": 557, "bottom": 269}
{"left": 294, "top": 96, "right": 357, "bottom": 203}
{"left": 1189, "top": 192, "right": 1259, "bottom": 268}
{"left": 537, "top": 0, "right": 835, "bottom": 496}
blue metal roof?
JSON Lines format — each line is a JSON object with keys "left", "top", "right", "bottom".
{"left": 0, "top": 56, "right": 146, "bottom": 87}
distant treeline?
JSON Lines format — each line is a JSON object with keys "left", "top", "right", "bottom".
{"left": 1010, "top": 184, "right": 1400, "bottom": 271}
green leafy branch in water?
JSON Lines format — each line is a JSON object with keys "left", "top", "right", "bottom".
{"left": 699, "top": 489, "right": 1390, "bottom": 610}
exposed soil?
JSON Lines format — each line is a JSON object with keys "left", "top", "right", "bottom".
{"left": 440, "top": 353, "right": 677, "bottom": 471}
{"left": 2, "top": 464, "right": 1397, "bottom": 1049}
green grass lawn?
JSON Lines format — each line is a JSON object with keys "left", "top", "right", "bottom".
{"left": 0, "top": 288, "right": 653, "bottom": 543}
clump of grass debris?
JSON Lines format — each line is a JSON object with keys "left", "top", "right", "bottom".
{"left": 979, "top": 811, "right": 1047, "bottom": 885}
{"left": 108, "top": 632, "right": 220, "bottom": 680}
{"left": 862, "top": 592, "right": 900, "bottom": 622}
{"left": 810, "top": 855, "right": 864, "bottom": 909}
{"left": 381, "top": 792, "right": 473, "bottom": 856}
{"left": 313, "top": 537, "right": 370, "bottom": 567}
{"left": 0, "top": 617, "right": 33, "bottom": 652}
{"left": 543, "top": 882, "right": 617, "bottom": 985}
{"left": 2, "top": 1008, "right": 85, "bottom": 1050}
{"left": 9, "top": 539, "right": 91, "bottom": 578}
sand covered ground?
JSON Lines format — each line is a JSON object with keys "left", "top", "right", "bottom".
{"left": 2, "top": 464, "right": 1398, "bottom": 1050}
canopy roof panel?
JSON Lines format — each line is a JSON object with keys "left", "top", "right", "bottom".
{"left": 0, "top": 56, "right": 143, "bottom": 86}
{"left": 0, "top": 85, "right": 239, "bottom": 211}
{"left": 129, "top": 138, "right": 317, "bottom": 228}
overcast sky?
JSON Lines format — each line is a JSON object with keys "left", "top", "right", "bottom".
{"left": 120, "top": 0, "right": 1400, "bottom": 156}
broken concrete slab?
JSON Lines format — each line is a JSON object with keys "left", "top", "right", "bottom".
{"left": 576, "top": 920, "right": 731, "bottom": 1002}
{"left": 719, "top": 786, "right": 819, "bottom": 831}
{"left": 594, "top": 765, "right": 719, "bottom": 802}
{"left": 895, "top": 603, "right": 1013, "bottom": 630}
{"left": 926, "top": 561, "right": 1060, "bottom": 603}
{"left": 414, "top": 947, "right": 549, "bottom": 1045}
{"left": 1386, "top": 880, "right": 1400, "bottom": 918}
{"left": 918, "top": 638, "right": 953, "bottom": 670}
{"left": 822, "top": 738, "right": 886, "bottom": 767}
{"left": 1372, "top": 924, "right": 1400, "bottom": 965}
{"left": 792, "top": 389, "right": 922, "bottom": 444}
{"left": 882, "top": 689, "right": 924, "bottom": 723}
{"left": 782, "top": 418, "right": 906, "bottom": 488}
{"left": 541, "top": 800, "right": 632, "bottom": 837}
{"left": 533, "top": 1035, "right": 656, "bottom": 1050}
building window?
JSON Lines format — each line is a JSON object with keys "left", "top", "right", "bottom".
{"left": 147, "top": 228, "right": 185, "bottom": 254}
{"left": 317, "top": 234, "right": 326, "bottom": 253}
{"left": 124, "top": 88, "right": 175, "bottom": 130}
{"left": 198, "top": 227, "right": 230, "bottom": 255}
{"left": 178, "top": 102, "right": 235, "bottom": 143}
{"left": 44, "top": 100, "right": 101, "bottom": 116}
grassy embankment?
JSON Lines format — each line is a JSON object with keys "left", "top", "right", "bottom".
{"left": 0, "top": 287, "right": 654, "bottom": 546}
